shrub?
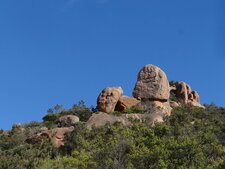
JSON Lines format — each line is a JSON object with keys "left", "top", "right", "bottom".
{"left": 169, "top": 80, "right": 179, "bottom": 88}
{"left": 169, "top": 92, "right": 178, "bottom": 102}
{"left": 123, "top": 106, "right": 144, "bottom": 114}
{"left": 47, "top": 104, "right": 64, "bottom": 114}
{"left": 23, "top": 121, "right": 43, "bottom": 128}
{"left": 42, "top": 113, "right": 60, "bottom": 122}
{"left": 62, "top": 101, "right": 93, "bottom": 122}
{"left": 111, "top": 111, "right": 123, "bottom": 116}
{"left": 1, "top": 102, "right": 225, "bottom": 169}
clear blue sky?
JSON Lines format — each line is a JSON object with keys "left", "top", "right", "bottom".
{"left": 0, "top": 0, "right": 224, "bottom": 130}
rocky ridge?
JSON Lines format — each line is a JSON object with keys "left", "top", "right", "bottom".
{"left": 1, "top": 64, "right": 205, "bottom": 149}
{"left": 94, "top": 64, "right": 204, "bottom": 127}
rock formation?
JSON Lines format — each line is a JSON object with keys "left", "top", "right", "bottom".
{"left": 176, "top": 82, "right": 192, "bottom": 104}
{"left": 97, "top": 87, "right": 123, "bottom": 113}
{"left": 133, "top": 64, "right": 170, "bottom": 100}
{"left": 171, "top": 81, "right": 204, "bottom": 108}
{"left": 87, "top": 113, "right": 146, "bottom": 129}
{"left": 133, "top": 64, "right": 171, "bottom": 125}
{"left": 93, "top": 64, "right": 204, "bottom": 127}
{"left": 2, "top": 63, "right": 206, "bottom": 148}
{"left": 37, "top": 127, "right": 73, "bottom": 148}
{"left": 57, "top": 115, "right": 79, "bottom": 127}
{"left": 115, "top": 96, "right": 140, "bottom": 112}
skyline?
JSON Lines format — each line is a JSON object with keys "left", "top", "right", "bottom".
{"left": 0, "top": 0, "right": 225, "bottom": 130}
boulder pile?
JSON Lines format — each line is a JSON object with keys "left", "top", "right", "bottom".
{"left": 171, "top": 81, "right": 204, "bottom": 109}
{"left": 94, "top": 64, "right": 204, "bottom": 126}
{"left": 97, "top": 87, "right": 139, "bottom": 113}
{"left": 5, "top": 64, "right": 205, "bottom": 149}
{"left": 132, "top": 64, "right": 172, "bottom": 124}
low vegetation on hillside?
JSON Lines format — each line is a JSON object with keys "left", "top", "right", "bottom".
{"left": 0, "top": 102, "right": 225, "bottom": 169}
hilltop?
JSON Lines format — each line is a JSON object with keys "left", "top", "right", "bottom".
{"left": 0, "top": 64, "right": 225, "bottom": 169}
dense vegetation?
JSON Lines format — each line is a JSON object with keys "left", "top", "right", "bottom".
{"left": 0, "top": 102, "right": 225, "bottom": 169}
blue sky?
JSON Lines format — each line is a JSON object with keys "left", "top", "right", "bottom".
{"left": 0, "top": 0, "right": 224, "bottom": 130}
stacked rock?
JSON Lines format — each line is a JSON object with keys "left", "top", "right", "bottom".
{"left": 132, "top": 64, "right": 172, "bottom": 124}
{"left": 97, "top": 87, "right": 140, "bottom": 113}
{"left": 173, "top": 81, "right": 204, "bottom": 108}
{"left": 96, "top": 64, "right": 204, "bottom": 126}
{"left": 97, "top": 87, "right": 124, "bottom": 113}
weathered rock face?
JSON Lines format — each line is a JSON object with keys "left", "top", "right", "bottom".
{"left": 38, "top": 127, "right": 73, "bottom": 148}
{"left": 140, "top": 100, "right": 172, "bottom": 125}
{"left": 190, "top": 91, "right": 200, "bottom": 103}
{"left": 133, "top": 64, "right": 170, "bottom": 100}
{"left": 170, "top": 101, "right": 180, "bottom": 108}
{"left": 132, "top": 64, "right": 171, "bottom": 124}
{"left": 94, "top": 64, "right": 205, "bottom": 127}
{"left": 57, "top": 115, "right": 79, "bottom": 127}
{"left": 86, "top": 113, "right": 147, "bottom": 129}
{"left": 176, "top": 82, "right": 192, "bottom": 104}
{"left": 97, "top": 87, "right": 123, "bottom": 113}
{"left": 174, "top": 81, "right": 204, "bottom": 108}
{"left": 187, "top": 91, "right": 205, "bottom": 108}
{"left": 140, "top": 100, "right": 171, "bottom": 115}
{"left": 115, "top": 96, "right": 140, "bottom": 112}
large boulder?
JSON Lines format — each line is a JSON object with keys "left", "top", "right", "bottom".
{"left": 57, "top": 115, "right": 79, "bottom": 127}
{"left": 97, "top": 87, "right": 123, "bottom": 113}
{"left": 188, "top": 91, "right": 205, "bottom": 108}
{"left": 132, "top": 64, "right": 171, "bottom": 123}
{"left": 86, "top": 113, "right": 146, "bottom": 129}
{"left": 115, "top": 96, "right": 140, "bottom": 112}
{"left": 176, "top": 82, "right": 192, "bottom": 104}
{"left": 133, "top": 64, "right": 170, "bottom": 100}
{"left": 175, "top": 82, "right": 204, "bottom": 108}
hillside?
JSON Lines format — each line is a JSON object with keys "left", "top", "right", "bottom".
{"left": 0, "top": 64, "right": 225, "bottom": 169}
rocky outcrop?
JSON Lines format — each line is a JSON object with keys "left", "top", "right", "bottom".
{"left": 115, "top": 96, "right": 140, "bottom": 112}
{"left": 97, "top": 87, "right": 123, "bottom": 113}
{"left": 170, "top": 101, "right": 180, "bottom": 108}
{"left": 95, "top": 64, "right": 204, "bottom": 126}
{"left": 140, "top": 100, "right": 172, "bottom": 125}
{"left": 86, "top": 113, "right": 147, "bottom": 129}
{"left": 140, "top": 100, "right": 171, "bottom": 115}
{"left": 187, "top": 91, "right": 204, "bottom": 108}
{"left": 37, "top": 127, "right": 73, "bottom": 148}
{"left": 133, "top": 64, "right": 170, "bottom": 100}
{"left": 132, "top": 64, "right": 171, "bottom": 124}
{"left": 57, "top": 115, "right": 79, "bottom": 127}
{"left": 189, "top": 91, "right": 200, "bottom": 103}
{"left": 173, "top": 82, "right": 204, "bottom": 108}
{"left": 176, "top": 82, "right": 192, "bottom": 104}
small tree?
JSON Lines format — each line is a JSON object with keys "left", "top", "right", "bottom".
{"left": 47, "top": 104, "right": 64, "bottom": 114}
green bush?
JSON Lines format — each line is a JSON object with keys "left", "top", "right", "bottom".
{"left": 123, "top": 106, "right": 144, "bottom": 114}
{"left": 169, "top": 80, "right": 179, "bottom": 88}
{"left": 111, "top": 111, "right": 123, "bottom": 116}
{"left": 0, "top": 103, "right": 225, "bottom": 169}
{"left": 42, "top": 113, "right": 60, "bottom": 122}
{"left": 61, "top": 101, "right": 93, "bottom": 122}
{"left": 169, "top": 92, "right": 178, "bottom": 102}
{"left": 23, "top": 121, "right": 43, "bottom": 128}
